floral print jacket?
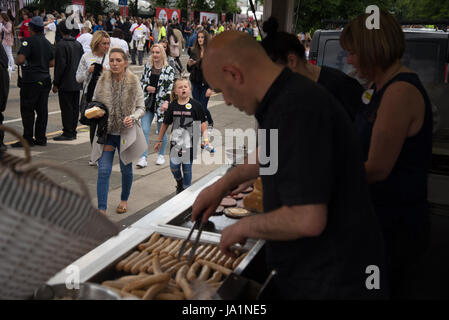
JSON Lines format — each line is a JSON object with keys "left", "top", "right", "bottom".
{"left": 140, "top": 63, "right": 175, "bottom": 121}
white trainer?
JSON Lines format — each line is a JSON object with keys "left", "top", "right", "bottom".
{"left": 136, "top": 156, "right": 148, "bottom": 168}
{"left": 156, "top": 154, "right": 165, "bottom": 165}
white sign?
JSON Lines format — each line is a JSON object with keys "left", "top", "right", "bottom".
{"left": 200, "top": 12, "right": 218, "bottom": 24}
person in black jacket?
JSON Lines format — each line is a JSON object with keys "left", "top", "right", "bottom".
{"left": 0, "top": 44, "right": 9, "bottom": 151}
{"left": 52, "top": 21, "right": 84, "bottom": 140}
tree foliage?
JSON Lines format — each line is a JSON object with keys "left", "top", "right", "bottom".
{"left": 294, "top": 0, "right": 449, "bottom": 34}
{"left": 175, "top": 0, "right": 240, "bottom": 13}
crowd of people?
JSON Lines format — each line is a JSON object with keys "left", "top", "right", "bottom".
{"left": 0, "top": 7, "right": 435, "bottom": 300}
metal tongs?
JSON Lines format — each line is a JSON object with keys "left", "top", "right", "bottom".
{"left": 178, "top": 211, "right": 205, "bottom": 264}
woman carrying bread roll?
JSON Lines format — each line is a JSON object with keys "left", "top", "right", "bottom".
{"left": 90, "top": 47, "right": 147, "bottom": 215}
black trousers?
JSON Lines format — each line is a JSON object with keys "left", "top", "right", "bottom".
{"left": 20, "top": 79, "right": 51, "bottom": 144}
{"left": 58, "top": 90, "right": 80, "bottom": 138}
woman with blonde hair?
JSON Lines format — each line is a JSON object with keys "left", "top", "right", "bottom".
{"left": 76, "top": 30, "right": 111, "bottom": 158}
{"left": 340, "top": 10, "right": 433, "bottom": 298}
{"left": 136, "top": 43, "right": 175, "bottom": 168}
{"left": 90, "top": 47, "right": 146, "bottom": 214}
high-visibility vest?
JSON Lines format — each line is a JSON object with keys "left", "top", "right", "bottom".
{"left": 159, "top": 26, "right": 166, "bottom": 41}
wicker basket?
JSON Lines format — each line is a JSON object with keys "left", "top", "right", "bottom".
{"left": 0, "top": 126, "right": 119, "bottom": 299}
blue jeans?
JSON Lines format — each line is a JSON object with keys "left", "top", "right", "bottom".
{"left": 141, "top": 111, "right": 168, "bottom": 158}
{"left": 192, "top": 82, "right": 213, "bottom": 126}
{"left": 170, "top": 157, "right": 192, "bottom": 188}
{"left": 97, "top": 135, "right": 133, "bottom": 210}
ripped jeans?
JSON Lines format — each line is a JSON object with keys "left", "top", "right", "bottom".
{"left": 97, "top": 134, "right": 133, "bottom": 210}
{"left": 170, "top": 156, "right": 192, "bottom": 189}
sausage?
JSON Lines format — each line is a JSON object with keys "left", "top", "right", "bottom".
{"left": 148, "top": 255, "right": 173, "bottom": 273}
{"left": 232, "top": 252, "right": 248, "bottom": 269}
{"left": 115, "top": 251, "right": 139, "bottom": 271}
{"left": 130, "top": 290, "right": 146, "bottom": 298}
{"left": 101, "top": 280, "right": 126, "bottom": 290}
{"left": 210, "top": 250, "right": 224, "bottom": 264}
{"left": 138, "top": 232, "right": 161, "bottom": 250}
{"left": 142, "top": 282, "right": 169, "bottom": 300}
{"left": 123, "top": 251, "right": 149, "bottom": 273}
{"left": 187, "top": 261, "right": 201, "bottom": 281}
{"left": 160, "top": 258, "right": 178, "bottom": 272}
{"left": 195, "top": 244, "right": 214, "bottom": 261}
{"left": 206, "top": 271, "right": 222, "bottom": 284}
{"left": 152, "top": 255, "right": 163, "bottom": 274}
{"left": 122, "top": 273, "right": 171, "bottom": 292}
{"left": 176, "top": 265, "right": 193, "bottom": 299}
{"left": 143, "top": 237, "right": 165, "bottom": 253}
{"left": 155, "top": 292, "right": 185, "bottom": 300}
{"left": 152, "top": 238, "right": 173, "bottom": 254}
{"left": 203, "top": 246, "right": 219, "bottom": 262}
{"left": 161, "top": 239, "right": 180, "bottom": 255}
{"left": 223, "top": 256, "right": 236, "bottom": 269}
{"left": 197, "top": 259, "right": 232, "bottom": 276}
{"left": 130, "top": 254, "right": 154, "bottom": 274}
{"left": 183, "top": 244, "right": 206, "bottom": 260}
{"left": 165, "top": 261, "right": 188, "bottom": 275}
{"left": 198, "top": 265, "right": 211, "bottom": 281}
{"left": 217, "top": 253, "right": 229, "bottom": 266}
{"left": 139, "top": 257, "right": 154, "bottom": 273}
{"left": 209, "top": 282, "right": 222, "bottom": 289}
{"left": 102, "top": 285, "right": 138, "bottom": 299}
{"left": 168, "top": 240, "right": 185, "bottom": 257}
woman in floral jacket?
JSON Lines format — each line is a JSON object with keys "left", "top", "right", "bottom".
{"left": 137, "top": 43, "right": 175, "bottom": 168}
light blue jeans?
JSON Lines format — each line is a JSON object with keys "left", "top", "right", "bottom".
{"left": 97, "top": 135, "right": 133, "bottom": 210}
{"left": 141, "top": 111, "right": 168, "bottom": 158}
{"left": 170, "top": 156, "right": 192, "bottom": 188}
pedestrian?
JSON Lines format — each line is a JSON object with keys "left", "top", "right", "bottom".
{"left": 137, "top": 43, "right": 175, "bottom": 168}
{"left": 0, "top": 44, "right": 9, "bottom": 151}
{"left": 90, "top": 47, "right": 147, "bottom": 215}
{"left": 152, "top": 20, "right": 160, "bottom": 44}
{"left": 18, "top": 10, "right": 31, "bottom": 40}
{"left": 76, "top": 30, "right": 110, "bottom": 163}
{"left": 0, "top": 13, "right": 15, "bottom": 73}
{"left": 167, "top": 26, "right": 183, "bottom": 76}
{"left": 261, "top": 17, "right": 363, "bottom": 121}
{"left": 12, "top": 16, "right": 54, "bottom": 148}
{"left": 155, "top": 78, "right": 210, "bottom": 194}
{"left": 158, "top": 21, "right": 166, "bottom": 42}
{"left": 52, "top": 20, "right": 84, "bottom": 141}
{"left": 340, "top": 10, "right": 433, "bottom": 298}
{"left": 77, "top": 21, "right": 93, "bottom": 53}
{"left": 93, "top": 20, "right": 104, "bottom": 33}
{"left": 44, "top": 14, "right": 57, "bottom": 45}
{"left": 129, "top": 17, "right": 147, "bottom": 66}
{"left": 110, "top": 28, "right": 129, "bottom": 55}
{"left": 192, "top": 31, "right": 388, "bottom": 299}
{"left": 187, "top": 30, "right": 214, "bottom": 128}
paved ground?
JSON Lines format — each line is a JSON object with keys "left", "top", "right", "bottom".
{"left": 2, "top": 52, "right": 256, "bottom": 227}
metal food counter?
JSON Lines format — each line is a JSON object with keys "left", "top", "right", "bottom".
{"left": 47, "top": 164, "right": 268, "bottom": 299}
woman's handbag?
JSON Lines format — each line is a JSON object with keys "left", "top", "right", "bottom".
{"left": 0, "top": 126, "right": 119, "bottom": 299}
{"left": 144, "top": 93, "right": 154, "bottom": 111}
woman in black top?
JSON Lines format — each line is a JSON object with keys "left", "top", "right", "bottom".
{"left": 261, "top": 17, "right": 363, "bottom": 121}
{"left": 187, "top": 30, "right": 214, "bottom": 127}
{"left": 340, "top": 10, "right": 433, "bottom": 298}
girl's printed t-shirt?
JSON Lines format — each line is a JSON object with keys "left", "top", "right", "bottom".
{"left": 163, "top": 98, "right": 206, "bottom": 162}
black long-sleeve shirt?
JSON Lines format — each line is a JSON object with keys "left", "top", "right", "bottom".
{"left": 53, "top": 37, "right": 84, "bottom": 92}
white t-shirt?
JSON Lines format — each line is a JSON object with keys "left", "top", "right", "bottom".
{"left": 110, "top": 37, "right": 129, "bottom": 54}
{"left": 77, "top": 33, "right": 93, "bottom": 53}
{"left": 130, "top": 23, "right": 148, "bottom": 41}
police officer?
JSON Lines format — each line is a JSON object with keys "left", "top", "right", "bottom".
{"left": 0, "top": 44, "right": 9, "bottom": 151}
{"left": 12, "top": 16, "right": 54, "bottom": 148}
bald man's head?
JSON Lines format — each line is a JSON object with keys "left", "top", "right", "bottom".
{"left": 202, "top": 31, "right": 279, "bottom": 115}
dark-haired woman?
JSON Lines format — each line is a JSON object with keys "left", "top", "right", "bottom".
{"left": 187, "top": 30, "right": 213, "bottom": 128}
{"left": 341, "top": 10, "right": 432, "bottom": 298}
{"left": 261, "top": 17, "right": 363, "bottom": 121}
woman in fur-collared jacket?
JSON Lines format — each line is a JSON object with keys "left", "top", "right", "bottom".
{"left": 90, "top": 47, "right": 147, "bottom": 215}
{"left": 137, "top": 43, "right": 175, "bottom": 168}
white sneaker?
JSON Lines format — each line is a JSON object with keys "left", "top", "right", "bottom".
{"left": 156, "top": 154, "right": 165, "bottom": 165}
{"left": 89, "top": 160, "right": 97, "bottom": 166}
{"left": 136, "top": 156, "right": 147, "bottom": 168}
